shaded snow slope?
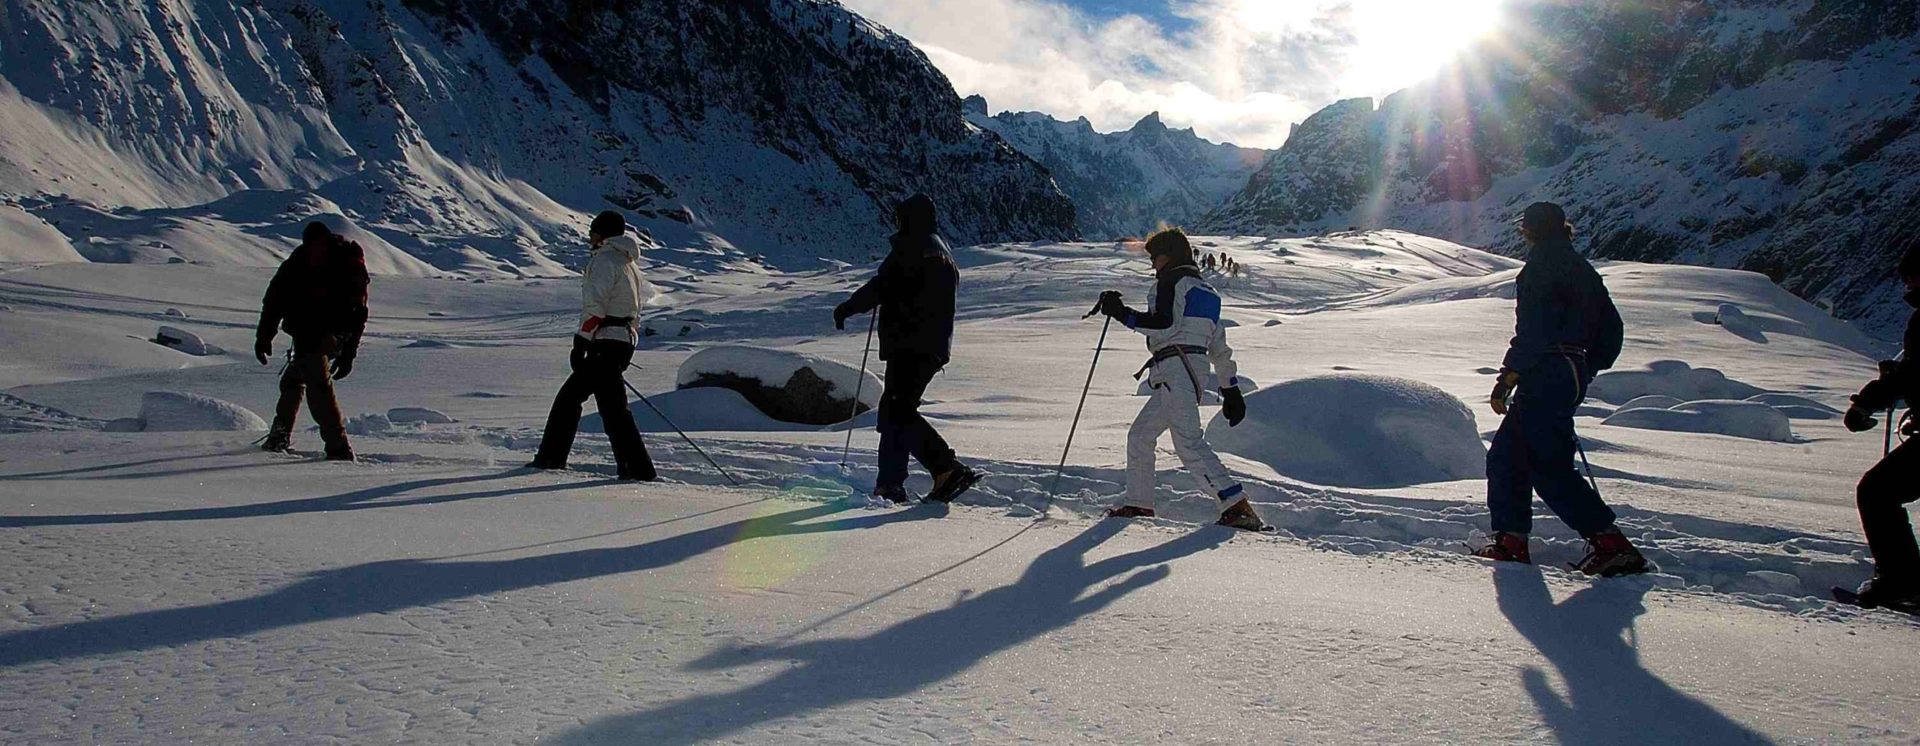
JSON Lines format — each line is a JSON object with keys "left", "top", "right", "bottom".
{"left": 0, "top": 0, "right": 1076, "bottom": 277}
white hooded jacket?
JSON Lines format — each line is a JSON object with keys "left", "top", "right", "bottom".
{"left": 578, "top": 234, "right": 646, "bottom": 343}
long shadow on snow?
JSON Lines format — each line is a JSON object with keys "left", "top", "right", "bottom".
{"left": 0, "top": 502, "right": 937, "bottom": 667}
{"left": 1493, "top": 569, "right": 1772, "bottom": 744}
{"left": 0, "top": 471, "right": 576, "bottom": 527}
{"left": 553, "top": 519, "right": 1227, "bottom": 746}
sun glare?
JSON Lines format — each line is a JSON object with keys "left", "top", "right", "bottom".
{"left": 1341, "top": 0, "right": 1506, "bottom": 98}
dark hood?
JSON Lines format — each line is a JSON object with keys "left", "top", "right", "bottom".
{"left": 895, "top": 194, "right": 937, "bottom": 236}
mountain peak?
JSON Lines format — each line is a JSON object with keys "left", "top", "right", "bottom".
{"left": 961, "top": 94, "right": 988, "bottom": 117}
{"left": 1130, "top": 111, "right": 1165, "bottom": 133}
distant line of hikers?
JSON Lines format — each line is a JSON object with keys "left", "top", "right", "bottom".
{"left": 255, "top": 197, "right": 1920, "bottom": 607}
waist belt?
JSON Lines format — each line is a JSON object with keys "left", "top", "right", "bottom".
{"left": 601, "top": 316, "right": 635, "bottom": 327}
{"left": 1134, "top": 345, "right": 1209, "bottom": 405}
{"left": 1548, "top": 344, "right": 1586, "bottom": 357}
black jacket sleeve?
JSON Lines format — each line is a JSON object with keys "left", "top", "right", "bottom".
{"left": 1857, "top": 311, "right": 1920, "bottom": 410}
{"left": 256, "top": 261, "right": 293, "bottom": 348}
{"left": 1501, "top": 263, "right": 1555, "bottom": 373}
{"left": 1124, "top": 272, "right": 1182, "bottom": 331}
{"left": 842, "top": 252, "right": 898, "bottom": 317}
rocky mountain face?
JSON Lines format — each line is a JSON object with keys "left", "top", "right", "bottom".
{"left": 1201, "top": 0, "right": 1920, "bottom": 336}
{"left": 0, "top": 0, "right": 1078, "bottom": 274}
{"left": 966, "top": 96, "right": 1269, "bottom": 239}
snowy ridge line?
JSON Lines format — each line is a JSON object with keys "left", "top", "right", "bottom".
{"left": 423, "top": 429, "right": 1881, "bottom": 616}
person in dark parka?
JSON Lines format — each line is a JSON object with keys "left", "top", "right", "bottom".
{"left": 1474, "top": 202, "right": 1648, "bottom": 576}
{"left": 1839, "top": 245, "right": 1920, "bottom": 608}
{"left": 833, "top": 194, "right": 978, "bottom": 504}
{"left": 257, "top": 221, "right": 369, "bottom": 461}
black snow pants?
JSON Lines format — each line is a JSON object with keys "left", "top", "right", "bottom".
{"left": 536, "top": 338, "right": 654, "bottom": 479}
{"left": 1858, "top": 437, "right": 1920, "bottom": 579}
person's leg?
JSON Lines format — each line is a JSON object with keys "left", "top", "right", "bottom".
{"left": 1123, "top": 386, "right": 1174, "bottom": 510}
{"left": 1519, "top": 357, "right": 1617, "bottom": 535}
{"left": 268, "top": 357, "right": 305, "bottom": 445}
{"left": 1157, "top": 367, "right": 1241, "bottom": 509}
{"left": 299, "top": 340, "right": 350, "bottom": 455}
{"left": 1858, "top": 438, "right": 1920, "bottom": 581}
{"left": 893, "top": 357, "right": 956, "bottom": 476}
{"left": 589, "top": 341, "right": 654, "bottom": 480}
{"left": 1484, "top": 408, "right": 1534, "bottom": 535}
{"left": 874, "top": 357, "right": 930, "bottom": 489}
{"left": 535, "top": 363, "right": 596, "bottom": 467}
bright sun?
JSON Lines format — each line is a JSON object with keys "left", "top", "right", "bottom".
{"left": 1232, "top": 0, "right": 1506, "bottom": 99}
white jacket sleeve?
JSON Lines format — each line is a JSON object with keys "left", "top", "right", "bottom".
{"left": 1208, "top": 326, "right": 1240, "bottom": 391}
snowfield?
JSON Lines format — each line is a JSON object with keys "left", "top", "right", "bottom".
{"left": 1, "top": 230, "right": 1916, "bottom": 743}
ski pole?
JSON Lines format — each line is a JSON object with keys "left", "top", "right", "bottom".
{"left": 840, "top": 310, "right": 877, "bottom": 469}
{"left": 621, "top": 367, "right": 741, "bottom": 486}
{"left": 1575, "top": 433, "right": 1601, "bottom": 497}
{"left": 1046, "top": 304, "right": 1112, "bottom": 500}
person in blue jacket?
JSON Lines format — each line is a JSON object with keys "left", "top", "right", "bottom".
{"left": 834, "top": 195, "right": 979, "bottom": 505}
{"left": 1474, "top": 202, "right": 1648, "bottom": 576}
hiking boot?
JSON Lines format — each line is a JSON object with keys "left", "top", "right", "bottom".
{"left": 525, "top": 457, "right": 567, "bottom": 471}
{"left": 1104, "top": 505, "right": 1157, "bottom": 519}
{"left": 324, "top": 443, "right": 356, "bottom": 462}
{"left": 1471, "top": 532, "right": 1531, "bottom": 564}
{"left": 924, "top": 463, "right": 981, "bottom": 504}
{"left": 616, "top": 460, "right": 656, "bottom": 482}
{"left": 261, "top": 431, "right": 292, "bottom": 453}
{"left": 872, "top": 485, "right": 915, "bottom": 505}
{"left": 1572, "top": 528, "right": 1651, "bottom": 577}
{"left": 1854, "top": 572, "right": 1920, "bottom": 608}
{"left": 1217, "top": 499, "right": 1272, "bottom": 532}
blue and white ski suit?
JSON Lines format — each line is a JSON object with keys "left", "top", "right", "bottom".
{"left": 1117, "top": 264, "right": 1244, "bottom": 512}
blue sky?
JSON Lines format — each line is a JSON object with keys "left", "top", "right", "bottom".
{"left": 842, "top": 0, "right": 1507, "bottom": 149}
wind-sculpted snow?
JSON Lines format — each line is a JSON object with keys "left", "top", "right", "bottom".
{"left": 1208, "top": 374, "right": 1485, "bottom": 488}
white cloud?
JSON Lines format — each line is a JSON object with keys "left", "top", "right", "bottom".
{"left": 840, "top": 0, "right": 1504, "bottom": 149}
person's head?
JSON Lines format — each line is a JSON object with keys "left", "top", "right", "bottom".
{"left": 302, "top": 221, "right": 334, "bottom": 245}
{"left": 1516, "top": 201, "right": 1572, "bottom": 247}
{"left": 894, "top": 194, "right": 937, "bottom": 236}
{"left": 1900, "top": 243, "right": 1920, "bottom": 291}
{"left": 590, "top": 210, "right": 626, "bottom": 245}
{"left": 1143, "top": 227, "right": 1193, "bottom": 270}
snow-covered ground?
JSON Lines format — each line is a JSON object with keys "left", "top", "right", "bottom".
{"left": 2, "top": 230, "right": 1916, "bottom": 743}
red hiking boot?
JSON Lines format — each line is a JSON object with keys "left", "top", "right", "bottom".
{"left": 1472, "top": 531, "right": 1531, "bottom": 563}
{"left": 1573, "top": 528, "right": 1651, "bottom": 577}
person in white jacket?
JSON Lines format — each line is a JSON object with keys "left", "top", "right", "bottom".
{"left": 529, "top": 211, "right": 655, "bottom": 480}
{"left": 1096, "top": 228, "right": 1268, "bottom": 531}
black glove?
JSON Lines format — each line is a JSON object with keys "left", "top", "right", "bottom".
{"left": 255, "top": 340, "right": 272, "bottom": 366}
{"left": 833, "top": 303, "right": 852, "bottom": 331}
{"left": 1490, "top": 370, "right": 1520, "bottom": 415}
{"left": 1221, "top": 387, "right": 1246, "bottom": 426}
{"left": 570, "top": 336, "right": 591, "bottom": 372}
{"left": 1097, "top": 290, "right": 1127, "bottom": 319}
{"left": 330, "top": 354, "right": 355, "bottom": 380}
{"left": 1844, "top": 406, "right": 1879, "bottom": 433}
{"left": 1902, "top": 411, "right": 1917, "bottom": 438}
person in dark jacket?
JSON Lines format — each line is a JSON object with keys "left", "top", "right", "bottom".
{"left": 1473, "top": 202, "right": 1648, "bottom": 576}
{"left": 256, "top": 221, "right": 370, "bottom": 461}
{"left": 1839, "top": 245, "right": 1920, "bottom": 608}
{"left": 833, "top": 194, "right": 978, "bottom": 504}
{"left": 529, "top": 210, "right": 655, "bottom": 481}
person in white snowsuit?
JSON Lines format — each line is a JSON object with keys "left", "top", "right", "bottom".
{"left": 1097, "top": 228, "right": 1267, "bottom": 531}
{"left": 529, "top": 210, "right": 654, "bottom": 480}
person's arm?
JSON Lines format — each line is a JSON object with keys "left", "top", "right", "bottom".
{"left": 1499, "top": 265, "right": 1554, "bottom": 374}
{"left": 1120, "top": 275, "right": 1180, "bottom": 331}
{"left": 255, "top": 263, "right": 291, "bottom": 363}
{"left": 840, "top": 252, "right": 897, "bottom": 319}
{"left": 1207, "top": 324, "right": 1239, "bottom": 390}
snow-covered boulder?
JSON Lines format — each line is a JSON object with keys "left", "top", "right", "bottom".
{"left": 387, "top": 407, "right": 455, "bottom": 425}
{"left": 1601, "top": 400, "right": 1795, "bottom": 442}
{"left": 584, "top": 387, "right": 816, "bottom": 434}
{"left": 676, "top": 347, "right": 881, "bottom": 425}
{"left": 1744, "top": 393, "right": 1841, "bottom": 420}
{"left": 1587, "top": 360, "right": 1765, "bottom": 405}
{"left": 345, "top": 413, "right": 393, "bottom": 435}
{"left": 133, "top": 391, "right": 266, "bottom": 432}
{"left": 1618, "top": 395, "right": 1685, "bottom": 412}
{"left": 152, "top": 325, "right": 217, "bottom": 356}
{"left": 1208, "top": 374, "right": 1484, "bottom": 488}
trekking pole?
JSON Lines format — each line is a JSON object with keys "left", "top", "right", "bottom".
{"left": 1574, "top": 434, "right": 1601, "bottom": 497}
{"left": 840, "top": 310, "right": 877, "bottom": 469}
{"left": 1046, "top": 303, "right": 1112, "bottom": 500}
{"left": 620, "top": 368, "right": 741, "bottom": 487}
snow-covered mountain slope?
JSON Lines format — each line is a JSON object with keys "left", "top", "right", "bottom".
{"left": 0, "top": 0, "right": 1077, "bottom": 276}
{"left": 967, "top": 96, "right": 1269, "bottom": 239}
{"left": 2, "top": 230, "right": 1916, "bottom": 742}
{"left": 1200, "top": 0, "right": 1920, "bottom": 337}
